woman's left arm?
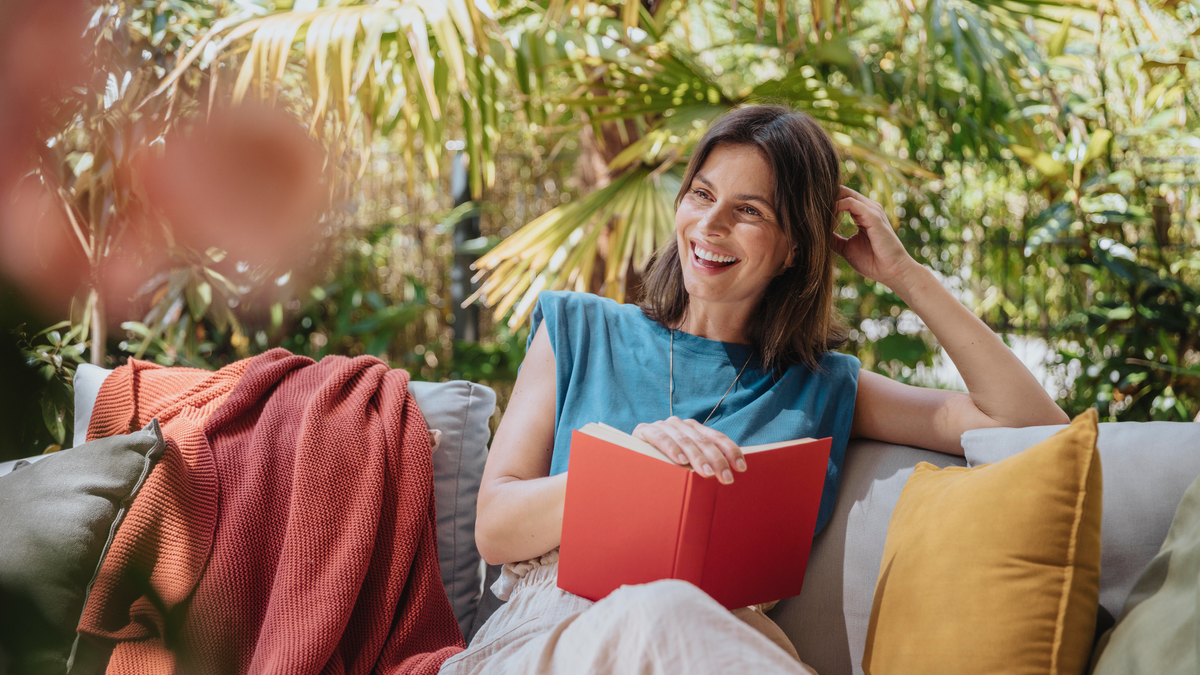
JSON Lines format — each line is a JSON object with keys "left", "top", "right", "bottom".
{"left": 835, "top": 187, "right": 1069, "bottom": 455}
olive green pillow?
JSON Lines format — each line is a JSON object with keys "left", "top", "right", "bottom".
{"left": 0, "top": 420, "right": 165, "bottom": 675}
{"left": 1090, "top": 469, "right": 1200, "bottom": 674}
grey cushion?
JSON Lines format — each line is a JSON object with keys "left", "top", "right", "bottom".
{"left": 1090, "top": 470, "right": 1200, "bottom": 674}
{"left": 72, "top": 364, "right": 113, "bottom": 449}
{"left": 769, "top": 439, "right": 966, "bottom": 675}
{"left": 0, "top": 420, "right": 165, "bottom": 675}
{"left": 70, "top": 366, "right": 496, "bottom": 640}
{"left": 408, "top": 380, "right": 496, "bottom": 638}
{"left": 0, "top": 453, "right": 50, "bottom": 477}
{"left": 963, "top": 421, "right": 1200, "bottom": 619}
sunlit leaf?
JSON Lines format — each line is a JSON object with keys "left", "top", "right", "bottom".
{"left": 1011, "top": 144, "right": 1069, "bottom": 177}
{"left": 164, "top": 0, "right": 497, "bottom": 197}
{"left": 1048, "top": 13, "right": 1072, "bottom": 57}
{"left": 470, "top": 167, "right": 680, "bottom": 326}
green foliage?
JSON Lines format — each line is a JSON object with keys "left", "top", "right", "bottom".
{"left": 18, "top": 321, "right": 90, "bottom": 450}
{"left": 116, "top": 247, "right": 254, "bottom": 367}
{"left": 441, "top": 328, "right": 528, "bottom": 383}
{"left": 12, "top": 0, "right": 1200, "bottom": 457}
{"left": 1057, "top": 252, "right": 1200, "bottom": 420}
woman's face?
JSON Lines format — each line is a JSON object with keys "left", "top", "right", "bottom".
{"left": 675, "top": 143, "right": 793, "bottom": 308}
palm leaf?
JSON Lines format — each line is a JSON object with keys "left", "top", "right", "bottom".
{"left": 469, "top": 167, "right": 680, "bottom": 326}
{"left": 154, "top": 0, "right": 499, "bottom": 197}
{"left": 470, "top": 7, "right": 952, "bottom": 325}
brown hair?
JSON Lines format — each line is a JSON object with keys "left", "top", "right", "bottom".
{"left": 637, "top": 104, "right": 848, "bottom": 372}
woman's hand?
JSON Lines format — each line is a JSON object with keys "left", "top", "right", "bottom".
{"left": 833, "top": 186, "right": 919, "bottom": 290}
{"left": 632, "top": 417, "right": 746, "bottom": 484}
{"left": 838, "top": 191, "right": 1069, "bottom": 457}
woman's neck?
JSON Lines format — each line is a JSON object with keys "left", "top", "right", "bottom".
{"left": 675, "top": 299, "right": 754, "bottom": 344}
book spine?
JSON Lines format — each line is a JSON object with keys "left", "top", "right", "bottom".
{"left": 671, "top": 472, "right": 719, "bottom": 586}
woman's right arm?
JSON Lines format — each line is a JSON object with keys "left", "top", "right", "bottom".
{"left": 475, "top": 322, "right": 568, "bottom": 565}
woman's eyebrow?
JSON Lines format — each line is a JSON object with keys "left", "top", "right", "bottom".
{"left": 694, "top": 173, "right": 774, "bottom": 210}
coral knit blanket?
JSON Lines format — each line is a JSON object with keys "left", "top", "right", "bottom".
{"left": 79, "top": 348, "right": 464, "bottom": 674}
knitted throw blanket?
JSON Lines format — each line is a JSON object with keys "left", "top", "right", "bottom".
{"left": 79, "top": 349, "right": 464, "bottom": 674}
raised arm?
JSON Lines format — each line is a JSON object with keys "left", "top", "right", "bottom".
{"left": 475, "top": 322, "right": 568, "bottom": 565}
{"left": 834, "top": 187, "right": 1069, "bottom": 455}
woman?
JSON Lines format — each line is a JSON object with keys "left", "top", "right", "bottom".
{"left": 441, "top": 105, "right": 1067, "bottom": 674}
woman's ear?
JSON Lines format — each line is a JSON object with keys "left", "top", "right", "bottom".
{"left": 777, "top": 247, "right": 798, "bottom": 276}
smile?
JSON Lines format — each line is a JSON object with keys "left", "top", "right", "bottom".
{"left": 690, "top": 241, "right": 740, "bottom": 270}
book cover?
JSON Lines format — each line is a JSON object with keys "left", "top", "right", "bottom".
{"left": 557, "top": 423, "right": 832, "bottom": 609}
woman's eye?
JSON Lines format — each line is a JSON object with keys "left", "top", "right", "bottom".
{"left": 744, "top": 206, "right": 761, "bottom": 217}
{"left": 693, "top": 189, "right": 711, "bottom": 200}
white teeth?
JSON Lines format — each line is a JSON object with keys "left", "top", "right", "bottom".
{"left": 694, "top": 245, "right": 737, "bottom": 264}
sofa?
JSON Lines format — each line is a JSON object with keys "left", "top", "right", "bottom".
{"left": 3, "top": 364, "right": 1199, "bottom": 675}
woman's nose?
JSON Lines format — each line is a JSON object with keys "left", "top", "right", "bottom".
{"left": 696, "top": 205, "right": 733, "bottom": 235}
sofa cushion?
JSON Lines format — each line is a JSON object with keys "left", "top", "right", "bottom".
{"left": 863, "top": 410, "right": 1103, "bottom": 675}
{"left": 72, "top": 364, "right": 496, "bottom": 640}
{"left": 72, "top": 364, "right": 113, "bottom": 449}
{"left": 0, "top": 420, "right": 165, "bottom": 675}
{"left": 962, "top": 419, "right": 1200, "bottom": 619}
{"left": 408, "top": 380, "right": 496, "bottom": 638}
{"left": 1090, "top": 469, "right": 1200, "bottom": 675}
{"left": 769, "top": 440, "right": 966, "bottom": 675}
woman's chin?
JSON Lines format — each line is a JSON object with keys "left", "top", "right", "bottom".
{"left": 682, "top": 274, "right": 741, "bottom": 304}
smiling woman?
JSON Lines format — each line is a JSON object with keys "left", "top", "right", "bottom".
{"left": 451, "top": 104, "right": 1067, "bottom": 675}
{"left": 639, "top": 107, "right": 846, "bottom": 373}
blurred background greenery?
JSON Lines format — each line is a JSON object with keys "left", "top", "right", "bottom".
{"left": 3, "top": 0, "right": 1198, "bottom": 460}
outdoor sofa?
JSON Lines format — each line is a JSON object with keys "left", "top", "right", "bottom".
{"left": 2, "top": 362, "right": 1198, "bottom": 674}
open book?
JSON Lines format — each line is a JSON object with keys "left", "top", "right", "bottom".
{"left": 557, "top": 423, "right": 832, "bottom": 609}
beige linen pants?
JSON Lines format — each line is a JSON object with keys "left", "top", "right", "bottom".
{"left": 439, "top": 556, "right": 817, "bottom": 675}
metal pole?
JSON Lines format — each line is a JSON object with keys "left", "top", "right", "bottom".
{"left": 450, "top": 150, "right": 480, "bottom": 342}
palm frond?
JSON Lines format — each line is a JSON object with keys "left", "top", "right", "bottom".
{"left": 470, "top": 14, "right": 949, "bottom": 325}
{"left": 469, "top": 167, "right": 680, "bottom": 326}
{"left": 153, "top": 0, "right": 500, "bottom": 198}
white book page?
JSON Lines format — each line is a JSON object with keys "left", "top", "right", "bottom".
{"left": 741, "top": 438, "right": 814, "bottom": 454}
{"left": 578, "top": 423, "right": 675, "bottom": 464}
{"left": 578, "top": 422, "right": 812, "bottom": 461}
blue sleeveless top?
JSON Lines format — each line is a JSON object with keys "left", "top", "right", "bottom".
{"left": 528, "top": 291, "right": 860, "bottom": 535}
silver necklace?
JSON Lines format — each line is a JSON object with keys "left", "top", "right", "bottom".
{"left": 669, "top": 329, "right": 754, "bottom": 425}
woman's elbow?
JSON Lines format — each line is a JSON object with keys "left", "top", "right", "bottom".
{"left": 968, "top": 394, "right": 1069, "bottom": 429}
{"left": 474, "top": 498, "right": 505, "bottom": 566}
{"left": 475, "top": 526, "right": 504, "bottom": 567}
{"left": 1015, "top": 400, "right": 1070, "bottom": 427}
{"left": 1030, "top": 391, "right": 1071, "bottom": 426}
{"left": 1047, "top": 405, "right": 1071, "bottom": 425}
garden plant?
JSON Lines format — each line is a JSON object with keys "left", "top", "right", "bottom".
{"left": 2, "top": 0, "right": 1198, "bottom": 460}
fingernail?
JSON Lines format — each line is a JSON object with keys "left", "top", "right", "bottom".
{"left": 735, "top": 459, "right": 747, "bottom": 472}
{"left": 721, "top": 470, "right": 733, "bottom": 484}
{"left": 702, "top": 464, "right": 714, "bottom": 477}
{"left": 677, "top": 454, "right": 688, "bottom": 464}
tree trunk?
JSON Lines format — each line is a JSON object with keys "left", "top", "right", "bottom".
{"left": 89, "top": 286, "right": 105, "bottom": 366}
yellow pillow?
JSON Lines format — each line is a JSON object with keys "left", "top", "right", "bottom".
{"left": 863, "top": 409, "right": 1102, "bottom": 675}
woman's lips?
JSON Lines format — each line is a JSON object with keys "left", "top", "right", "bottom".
{"left": 690, "top": 242, "right": 739, "bottom": 274}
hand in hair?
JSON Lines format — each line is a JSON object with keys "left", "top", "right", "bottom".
{"left": 832, "top": 186, "right": 919, "bottom": 291}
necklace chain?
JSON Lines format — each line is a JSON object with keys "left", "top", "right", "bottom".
{"left": 669, "top": 329, "right": 754, "bottom": 425}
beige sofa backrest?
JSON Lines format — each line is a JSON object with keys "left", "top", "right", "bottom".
{"left": 57, "top": 363, "right": 1200, "bottom": 672}
{"left": 769, "top": 440, "right": 965, "bottom": 675}
{"left": 779, "top": 424, "right": 1200, "bottom": 675}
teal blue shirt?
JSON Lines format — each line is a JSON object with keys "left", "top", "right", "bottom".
{"left": 528, "top": 291, "right": 860, "bottom": 535}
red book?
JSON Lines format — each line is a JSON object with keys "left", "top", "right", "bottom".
{"left": 557, "top": 423, "right": 832, "bottom": 609}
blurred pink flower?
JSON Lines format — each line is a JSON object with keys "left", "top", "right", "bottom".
{"left": 135, "top": 105, "right": 326, "bottom": 273}
{"left": 0, "top": 0, "right": 88, "bottom": 316}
